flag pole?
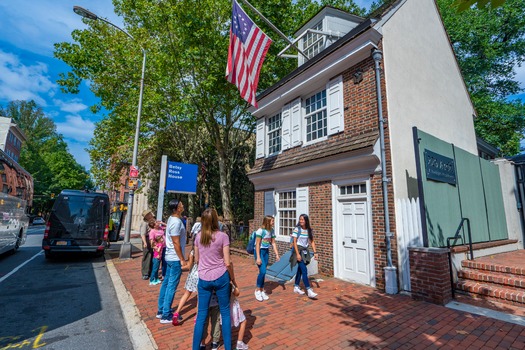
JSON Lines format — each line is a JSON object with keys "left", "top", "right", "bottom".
{"left": 238, "top": 0, "right": 309, "bottom": 61}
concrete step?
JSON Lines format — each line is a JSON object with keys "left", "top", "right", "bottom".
{"left": 458, "top": 268, "right": 525, "bottom": 290}
{"left": 455, "top": 280, "right": 525, "bottom": 305}
{"left": 461, "top": 259, "right": 525, "bottom": 277}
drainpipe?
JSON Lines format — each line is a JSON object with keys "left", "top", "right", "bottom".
{"left": 372, "top": 49, "right": 398, "bottom": 294}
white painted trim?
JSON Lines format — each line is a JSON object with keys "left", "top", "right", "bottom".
{"left": 249, "top": 147, "right": 378, "bottom": 190}
{"left": 332, "top": 179, "right": 375, "bottom": 287}
{"left": 251, "top": 33, "right": 381, "bottom": 116}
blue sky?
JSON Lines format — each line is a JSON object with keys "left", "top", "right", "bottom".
{"left": 0, "top": 0, "right": 124, "bottom": 170}
{"left": 0, "top": 0, "right": 523, "bottom": 171}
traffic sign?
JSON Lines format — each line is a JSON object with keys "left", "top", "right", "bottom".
{"left": 129, "top": 165, "right": 139, "bottom": 178}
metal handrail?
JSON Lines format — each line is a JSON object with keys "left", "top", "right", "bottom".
{"left": 447, "top": 218, "right": 473, "bottom": 298}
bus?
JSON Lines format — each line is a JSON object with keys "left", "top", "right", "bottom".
{"left": 0, "top": 149, "right": 33, "bottom": 255}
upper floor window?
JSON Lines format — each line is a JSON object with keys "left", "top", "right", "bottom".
{"left": 305, "top": 89, "right": 327, "bottom": 142}
{"left": 303, "top": 21, "right": 324, "bottom": 59}
{"left": 267, "top": 112, "right": 282, "bottom": 154}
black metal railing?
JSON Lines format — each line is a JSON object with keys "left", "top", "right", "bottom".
{"left": 446, "top": 218, "right": 473, "bottom": 298}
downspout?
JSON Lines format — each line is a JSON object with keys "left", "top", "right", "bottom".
{"left": 372, "top": 48, "right": 398, "bottom": 294}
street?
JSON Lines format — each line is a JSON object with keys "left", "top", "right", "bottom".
{"left": 0, "top": 226, "right": 133, "bottom": 350}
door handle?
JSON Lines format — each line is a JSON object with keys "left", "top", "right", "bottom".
{"left": 342, "top": 241, "right": 345, "bottom": 246}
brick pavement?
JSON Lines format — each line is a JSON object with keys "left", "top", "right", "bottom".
{"left": 110, "top": 246, "right": 525, "bottom": 350}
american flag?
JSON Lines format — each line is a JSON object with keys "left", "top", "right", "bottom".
{"left": 225, "top": 0, "right": 272, "bottom": 108}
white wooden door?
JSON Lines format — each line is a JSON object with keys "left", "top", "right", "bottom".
{"left": 337, "top": 199, "right": 370, "bottom": 284}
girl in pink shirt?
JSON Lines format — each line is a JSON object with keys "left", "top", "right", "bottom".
{"left": 192, "top": 208, "right": 234, "bottom": 350}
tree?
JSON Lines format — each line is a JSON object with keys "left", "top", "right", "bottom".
{"left": 453, "top": 0, "right": 506, "bottom": 11}
{"left": 0, "top": 100, "right": 93, "bottom": 213}
{"left": 56, "top": 0, "right": 358, "bottom": 221}
{"left": 437, "top": 0, "right": 525, "bottom": 155}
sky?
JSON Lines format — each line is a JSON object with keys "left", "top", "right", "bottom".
{"left": 0, "top": 0, "right": 523, "bottom": 172}
{"left": 0, "top": 0, "right": 124, "bottom": 170}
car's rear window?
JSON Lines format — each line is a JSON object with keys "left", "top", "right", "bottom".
{"left": 52, "top": 195, "right": 108, "bottom": 225}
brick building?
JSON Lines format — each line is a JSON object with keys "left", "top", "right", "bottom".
{"left": 247, "top": 0, "right": 485, "bottom": 293}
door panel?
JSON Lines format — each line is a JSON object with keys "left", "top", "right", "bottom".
{"left": 338, "top": 200, "right": 370, "bottom": 284}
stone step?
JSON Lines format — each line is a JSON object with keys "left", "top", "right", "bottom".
{"left": 461, "top": 259, "right": 525, "bottom": 276}
{"left": 458, "top": 268, "right": 525, "bottom": 290}
{"left": 455, "top": 280, "right": 525, "bottom": 305}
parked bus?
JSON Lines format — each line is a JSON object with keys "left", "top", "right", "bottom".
{"left": 0, "top": 149, "right": 33, "bottom": 255}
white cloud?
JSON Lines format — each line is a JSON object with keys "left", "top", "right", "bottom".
{"left": 0, "top": 0, "right": 124, "bottom": 57}
{"left": 0, "top": 50, "right": 56, "bottom": 105}
{"left": 53, "top": 98, "right": 88, "bottom": 113}
{"left": 55, "top": 115, "right": 95, "bottom": 143}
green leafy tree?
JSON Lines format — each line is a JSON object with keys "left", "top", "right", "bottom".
{"left": 438, "top": 0, "right": 525, "bottom": 155}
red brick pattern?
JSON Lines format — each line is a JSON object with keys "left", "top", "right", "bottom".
{"left": 456, "top": 250, "right": 525, "bottom": 307}
{"left": 112, "top": 248, "right": 525, "bottom": 349}
{"left": 409, "top": 247, "right": 452, "bottom": 305}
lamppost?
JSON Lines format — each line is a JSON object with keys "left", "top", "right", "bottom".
{"left": 73, "top": 6, "right": 146, "bottom": 259}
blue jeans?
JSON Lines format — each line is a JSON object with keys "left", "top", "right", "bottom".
{"left": 157, "top": 260, "right": 182, "bottom": 318}
{"left": 254, "top": 248, "right": 269, "bottom": 288}
{"left": 150, "top": 257, "right": 161, "bottom": 282}
{"left": 161, "top": 247, "right": 167, "bottom": 277}
{"left": 295, "top": 260, "right": 310, "bottom": 289}
{"left": 192, "top": 271, "right": 231, "bottom": 350}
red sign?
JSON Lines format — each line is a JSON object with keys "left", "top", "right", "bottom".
{"left": 129, "top": 165, "right": 139, "bottom": 178}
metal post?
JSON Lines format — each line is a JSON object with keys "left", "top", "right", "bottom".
{"left": 372, "top": 48, "right": 398, "bottom": 294}
{"left": 156, "top": 155, "right": 168, "bottom": 221}
{"left": 120, "top": 48, "right": 146, "bottom": 260}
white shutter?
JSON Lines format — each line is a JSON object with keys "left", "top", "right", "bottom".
{"left": 296, "top": 186, "right": 309, "bottom": 221}
{"left": 327, "top": 75, "right": 344, "bottom": 135}
{"left": 264, "top": 191, "right": 275, "bottom": 216}
{"left": 256, "top": 117, "right": 265, "bottom": 159}
{"left": 281, "top": 103, "right": 291, "bottom": 151}
{"left": 290, "top": 98, "right": 302, "bottom": 147}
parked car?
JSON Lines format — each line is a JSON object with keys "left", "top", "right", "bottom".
{"left": 32, "top": 217, "right": 45, "bottom": 225}
{"left": 42, "top": 190, "right": 110, "bottom": 258}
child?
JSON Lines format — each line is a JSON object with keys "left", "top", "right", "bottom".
{"left": 199, "top": 291, "right": 221, "bottom": 350}
{"left": 229, "top": 283, "right": 248, "bottom": 350}
{"left": 172, "top": 235, "right": 198, "bottom": 325}
{"left": 149, "top": 221, "right": 165, "bottom": 285}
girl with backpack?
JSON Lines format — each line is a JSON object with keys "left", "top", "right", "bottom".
{"left": 254, "top": 216, "right": 280, "bottom": 302}
{"left": 290, "top": 214, "right": 319, "bottom": 298}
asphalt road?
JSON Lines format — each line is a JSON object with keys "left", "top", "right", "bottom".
{"left": 0, "top": 226, "right": 133, "bottom": 350}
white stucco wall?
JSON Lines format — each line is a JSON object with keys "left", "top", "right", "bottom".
{"left": 494, "top": 159, "right": 524, "bottom": 248}
{"left": 380, "top": 0, "right": 478, "bottom": 200}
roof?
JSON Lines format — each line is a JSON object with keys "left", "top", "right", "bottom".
{"left": 248, "top": 130, "right": 379, "bottom": 174}
{"left": 255, "top": 18, "right": 375, "bottom": 102}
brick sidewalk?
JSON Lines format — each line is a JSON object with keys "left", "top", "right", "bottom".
{"left": 111, "top": 247, "right": 525, "bottom": 350}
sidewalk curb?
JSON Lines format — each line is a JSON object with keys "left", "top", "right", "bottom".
{"left": 106, "top": 253, "right": 158, "bottom": 350}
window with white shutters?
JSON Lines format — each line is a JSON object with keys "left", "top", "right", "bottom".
{"left": 305, "top": 89, "right": 327, "bottom": 142}
{"left": 267, "top": 112, "right": 282, "bottom": 155}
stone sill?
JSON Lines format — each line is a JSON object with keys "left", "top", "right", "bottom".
{"left": 450, "top": 239, "right": 518, "bottom": 253}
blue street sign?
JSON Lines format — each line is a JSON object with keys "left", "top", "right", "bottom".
{"left": 165, "top": 161, "right": 198, "bottom": 194}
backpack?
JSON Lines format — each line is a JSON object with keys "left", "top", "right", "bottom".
{"left": 246, "top": 231, "right": 257, "bottom": 254}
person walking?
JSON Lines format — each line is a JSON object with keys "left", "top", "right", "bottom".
{"left": 156, "top": 199, "right": 188, "bottom": 323}
{"left": 254, "top": 215, "right": 280, "bottom": 302}
{"left": 290, "top": 214, "right": 319, "bottom": 298}
{"left": 192, "top": 208, "right": 235, "bottom": 350}
{"left": 140, "top": 209, "right": 155, "bottom": 280}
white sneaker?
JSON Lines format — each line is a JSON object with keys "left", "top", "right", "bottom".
{"left": 236, "top": 341, "right": 249, "bottom": 350}
{"left": 261, "top": 291, "right": 269, "bottom": 300}
{"left": 293, "top": 286, "right": 305, "bottom": 295}
{"left": 307, "top": 288, "right": 318, "bottom": 299}
{"left": 254, "top": 290, "right": 263, "bottom": 302}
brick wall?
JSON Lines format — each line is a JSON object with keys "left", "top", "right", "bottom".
{"left": 409, "top": 247, "right": 452, "bottom": 305}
